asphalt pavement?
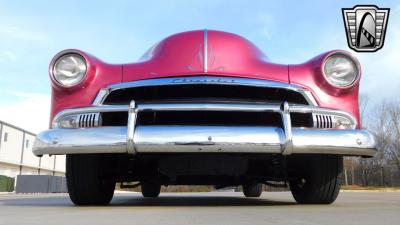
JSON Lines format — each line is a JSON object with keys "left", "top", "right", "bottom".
{"left": 0, "top": 191, "right": 399, "bottom": 225}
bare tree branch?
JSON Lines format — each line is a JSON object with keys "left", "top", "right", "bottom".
{"left": 359, "top": 94, "right": 369, "bottom": 128}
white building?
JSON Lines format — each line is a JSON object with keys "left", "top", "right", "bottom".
{"left": 0, "top": 120, "right": 65, "bottom": 178}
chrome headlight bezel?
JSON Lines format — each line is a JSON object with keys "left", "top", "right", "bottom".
{"left": 322, "top": 53, "right": 360, "bottom": 88}
{"left": 51, "top": 53, "right": 88, "bottom": 87}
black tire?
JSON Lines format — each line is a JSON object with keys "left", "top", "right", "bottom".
{"left": 141, "top": 181, "right": 161, "bottom": 198}
{"left": 242, "top": 182, "right": 263, "bottom": 197}
{"left": 66, "top": 154, "right": 115, "bottom": 205}
{"left": 289, "top": 155, "right": 343, "bottom": 204}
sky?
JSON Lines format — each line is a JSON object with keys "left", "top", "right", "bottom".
{"left": 0, "top": 0, "right": 399, "bottom": 133}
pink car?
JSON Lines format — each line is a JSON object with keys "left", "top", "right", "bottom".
{"left": 33, "top": 30, "right": 376, "bottom": 205}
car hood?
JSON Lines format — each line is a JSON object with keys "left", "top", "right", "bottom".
{"left": 122, "top": 30, "right": 289, "bottom": 83}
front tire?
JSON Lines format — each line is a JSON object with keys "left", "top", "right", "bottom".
{"left": 242, "top": 182, "right": 263, "bottom": 197}
{"left": 66, "top": 154, "right": 115, "bottom": 205}
{"left": 289, "top": 155, "right": 343, "bottom": 204}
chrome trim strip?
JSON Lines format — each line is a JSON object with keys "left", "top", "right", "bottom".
{"left": 134, "top": 103, "right": 356, "bottom": 122}
{"left": 91, "top": 76, "right": 318, "bottom": 106}
{"left": 33, "top": 126, "right": 376, "bottom": 157}
{"left": 204, "top": 29, "right": 208, "bottom": 73}
{"left": 52, "top": 102, "right": 357, "bottom": 128}
{"left": 302, "top": 90, "right": 318, "bottom": 106}
{"left": 137, "top": 102, "right": 282, "bottom": 112}
{"left": 92, "top": 88, "right": 109, "bottom": 107}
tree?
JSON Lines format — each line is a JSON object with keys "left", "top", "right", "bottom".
{"left": 387, "top": 102, "right": 400, "bottom": 168}
{"left": 359, "top": 94, "right": 369, "bottom": 128}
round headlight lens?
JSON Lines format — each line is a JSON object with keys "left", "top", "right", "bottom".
{"left": 52, "top": 54, "right": 87, "bottom": 87}
{"left": 323, "top": 54, "right": 358, "bottom": 87}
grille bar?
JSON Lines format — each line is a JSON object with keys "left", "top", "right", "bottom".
{"left": 313, "top": 114, "right": 333, "bottom": 129}
{"left": 77, "top": 113, "right": 101, "bottom": 128}
{"left": 53, "top": 103, "right": 356, "bottom": 129}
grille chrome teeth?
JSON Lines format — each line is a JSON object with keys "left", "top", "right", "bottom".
{"left": 77, "top": 113, "right": 101, "bottom": 128}
{"left": 313, "top": 114, "right": 333, "bottom": 129}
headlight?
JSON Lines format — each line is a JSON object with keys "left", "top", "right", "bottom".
{"left": 52, "top": 53, "right": 87, "bottom": 87}
{"left": 323, "top": 53, "right": 359, "bottom": 87}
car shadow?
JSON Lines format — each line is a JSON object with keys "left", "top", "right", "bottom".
{"left": 111, "top": 194, "right": 296, "bottom": 207}
{"left": 0, "top": 192, "right": 297, "bottom": 207}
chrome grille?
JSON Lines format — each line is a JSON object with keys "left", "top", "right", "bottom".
{"left": 77, "top": 113, "right": 101, "bottom": 128}
{"left": 93, "top": 76, "right": 317, "bottom": 106}
{"left": 313, "top": 114, "right": 333, "bottom": 129}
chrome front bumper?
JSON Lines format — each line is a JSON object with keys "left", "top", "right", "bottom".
{"left": 33, "top": 102, "right": 377, "bottom": 157}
